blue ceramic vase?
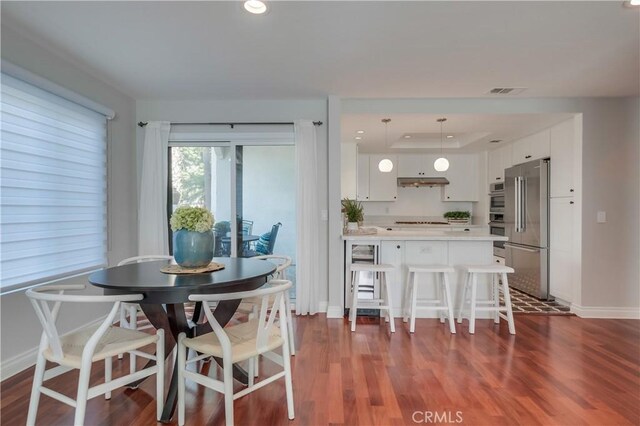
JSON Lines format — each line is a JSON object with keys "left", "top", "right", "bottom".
{"left": 173, "top": 229, "right": 214, "bottom": 268}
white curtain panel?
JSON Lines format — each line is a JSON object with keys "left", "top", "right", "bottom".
{"left": 138, "top": 121, "right": 171, "bottom": 255}
{"left": 294, "top": 120, "right": 320, "bottom": 315}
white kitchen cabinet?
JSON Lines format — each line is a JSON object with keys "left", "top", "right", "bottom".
{"left": 398, "top": 154, "right": 431, "bottom": 177}
{"left": 549, "top": 197, "right": 574, "bottom": 302}
{"left": 550, "top": 119, "right": 575, "bottom": 198}
{"left": 380, "top": 241, "right": 405, "bottom": 315}
{"left": 487, "top": 145, "right": 513, "bottom": 183}
{"left": 511, "top": 129, "right": 550, "bottom": 165}
{"left": 441, "top": 154, "right": 479, "bottom": 201}
{"left": 357, "top": 154, "right": 397, "bottom": 201}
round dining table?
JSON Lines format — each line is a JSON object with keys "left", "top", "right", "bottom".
{"left": 88, "top": 257, "right": 276, "bottom": 423}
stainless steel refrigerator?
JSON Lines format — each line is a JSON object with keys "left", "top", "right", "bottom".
{"left": 504, "top": 159, "right": 550, "bottom": 299}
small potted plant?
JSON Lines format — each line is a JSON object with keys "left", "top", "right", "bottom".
{"left": 342, "top": 198, "right": 364, "bottom": 231}
{"left": 170, "top": 206, "right": 215, "bottom": 268}
{"left": 443, "top": 210, "right": 471, "bottom": 224}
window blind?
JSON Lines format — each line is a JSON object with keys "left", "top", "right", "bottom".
{"left": 1, "top": 73, "right": 107, "bottom": 292}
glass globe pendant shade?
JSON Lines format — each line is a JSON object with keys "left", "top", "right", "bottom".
{"left": 434, "top": 157, "right": 450, "bottom": 172}
{"left": 378, "top": 158, "right": 394, "bottom": 173}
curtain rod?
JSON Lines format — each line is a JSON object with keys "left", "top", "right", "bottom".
{"left": 137, "top": 121, "right": 323, "bottom": 128}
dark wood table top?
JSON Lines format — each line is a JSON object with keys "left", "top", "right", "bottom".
{"left": 88, "top": 257, "right": 276, "bottom": 303}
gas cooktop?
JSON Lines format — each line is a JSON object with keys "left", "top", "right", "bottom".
{"left": 395, "top": 221, "right": 449, "bottom": 225}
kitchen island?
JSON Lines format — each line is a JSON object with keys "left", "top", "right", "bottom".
{"left": 342, "top": 227, "right": 508, "bottom": 320}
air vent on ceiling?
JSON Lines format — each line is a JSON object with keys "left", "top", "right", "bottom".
{"left": 487, "top": 87, "right": 527, "bottom": 95}
{"left": 489, "top": 139, "right": 502, "bottom": 144}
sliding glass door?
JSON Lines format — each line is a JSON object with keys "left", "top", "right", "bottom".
{"left": 168, "top": 132, "right": 296, "bottom": 292}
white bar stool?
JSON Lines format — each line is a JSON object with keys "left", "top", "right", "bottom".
{"left": 457, "top": 264, "right": 516, "bottom": 335}
{"left": 402, "top": 265, "right": 456, "bottom": 334}
{"left": 349, "top": 263, "right": 396, "bottom": 332}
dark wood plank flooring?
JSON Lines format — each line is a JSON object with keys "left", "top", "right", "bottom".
{"left": 2, "top": 315, "right": 639, "bottom": 425}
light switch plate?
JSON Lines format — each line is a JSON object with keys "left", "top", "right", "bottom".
{"left": 597, "top": 211, "right": 606, "bottom": 223}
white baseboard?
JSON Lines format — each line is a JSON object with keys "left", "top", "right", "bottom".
{"left": 571, "top": 304, "right": 640, "bottom": 319}
{"left": 0, "top": 315, "right": 108, "bottom": 381}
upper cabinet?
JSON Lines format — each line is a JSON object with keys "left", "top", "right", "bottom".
{"left": 398, "top": 155, "right": 431, "bottom": 177}
{"left": 441, "top": 154, "right": 479, "bottom": 202}
{"left": 549, "top": 119, "right": 575, "bottom": 198}
{"left": 356, "top": 154, "right": 397, "bottom": 201}
{"left": 511, "top": 129, "right": 550, "bottom": 165}
{"left": 487, "top": 145, "right": 513, "bottom": 182}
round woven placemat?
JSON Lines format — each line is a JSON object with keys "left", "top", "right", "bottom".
{"left": 160, "top": 262, "right": 225, "bottom": 275}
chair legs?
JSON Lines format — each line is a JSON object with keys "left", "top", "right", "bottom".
{"left": 156, "top": 329, "right": 165, "bottom": 421}
{"left": 442, "top": 273, "right": 457, "bottom": 334}
{"left": 501, "top": 273, "right": 516, "bottom": 335}
{"left": 105, "top": 357, "right": 112, "bottom": 400}
{"left": 350, "top": 271, "right": 360, "bottom": 332}
{"left": 382, "top": 273, "right": 395, "bottom": 333}
{"left": 26, "top": 351, "right": 47, "bottom": 426}
{"left": 177, "top": 333, "right": 186, "bottom": 426}
{"left": 74, "top": 360, "right": 92, "bottom": 426}
{"left": 457, "top": 271, "right": 516, "bottom": 335}
{"left": 129, "top": 305, "right": 138, "bottom": 375}
{"left": 223, "top": 358, "right": 234, "bottom": 426}
{"left": 284, "top": 290, "right": 296, "bottom": 355}
{"left": 282, "top": 336, "right": 295, "bottom": 420}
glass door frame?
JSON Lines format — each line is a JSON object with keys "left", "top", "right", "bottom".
{"left": 168, "top": 130, "right": 294, "bottom": 258}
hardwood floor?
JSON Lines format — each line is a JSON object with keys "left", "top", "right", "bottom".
{"left": 2, "top": 315, "right": 639, "bottom": 425}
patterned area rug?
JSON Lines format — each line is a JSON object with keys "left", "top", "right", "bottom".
{"left": 502, "top": 288, "right": 574, "bottom": 315}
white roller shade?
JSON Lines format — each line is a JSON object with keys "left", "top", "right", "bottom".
{"left": 1, "top": 73, "right": 107, "bottom": 292}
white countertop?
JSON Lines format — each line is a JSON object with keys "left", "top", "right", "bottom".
{"left": 342, "top": 226, "right": 507, "bottom": 241}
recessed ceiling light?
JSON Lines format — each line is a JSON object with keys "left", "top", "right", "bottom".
{"left": 244, "top": 0, "right": 267, "bottom": 14}
{"left": 355, "top": 136, "right": 362, "bottom": 140}
{"left": 404, "top": 135, "right": 411, "bottom": 139}
{"left": 446, "top": 135, "right": 454, "bottom": 139}
{"left": 624, "top": 0, "right": 640, "bottom": 6}
{"left": 356, "top": 130, "right": 365, "bottom": 134}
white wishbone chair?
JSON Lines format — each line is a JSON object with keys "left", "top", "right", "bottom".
{"left": 238, "top": 255, "right": 295, "bottom": 356}
{"left": 116, "top": 255, "right": 173, "bottom": 368}
{"left": 178, "top": 281, "right": 295, "bottom": 426}
{"left": 26, "top": 284, "right": 165, "bottom": 426}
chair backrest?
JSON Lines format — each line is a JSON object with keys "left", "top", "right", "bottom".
{"left": 241, "top": 220, "right": 254, "bottom": 235}
{"left": 189, "top": 280, "right": 292, "bottom": 354}
{"left": 117, "top": 255, "right": 173, "bottom": 266}
{"left": 252, "top": 255, "right": 292, "bottom": 280}
{"left": 265, "top": 223, "right": 282, "bottom": 255}
{"left": 26, "top": 285, "right": 143, "bottom": 361}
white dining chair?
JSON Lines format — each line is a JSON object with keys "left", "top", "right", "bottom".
{"left": 26, "top": 284, "right": 164, "bottom": 426}
{"left": 116, "top": 255, "right": 173, "bottom": 369}
{"left": 238, "top": 255, "right": 295, "bottom": 355}
{"left": 177, "top": 280, "right": 295, "bottom": 426}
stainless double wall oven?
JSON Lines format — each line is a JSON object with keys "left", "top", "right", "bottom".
{"left": 489, "top": 182, "right": 506, "bottom": 257}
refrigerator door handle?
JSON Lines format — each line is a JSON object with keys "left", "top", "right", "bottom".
{"left": 504, "top": 243, "right": 540, "bottom": 253}
{"left": 515, "top": 176, "right": 522, "bottom": 232}
{"left": 520, "top": 176, "right": 527, "bottom": 233}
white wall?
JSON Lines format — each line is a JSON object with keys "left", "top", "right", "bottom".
{"left": 136, "top": 99, "right": 329, "bottom": 306}
{"left": 328, "top": 97, "right": 640, "bottom": 317}
{"left": 0, "top": 25, "right": 138, "bottom": 377}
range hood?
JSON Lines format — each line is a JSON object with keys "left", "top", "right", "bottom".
{"left": 397, "top": 177, "right": 450, "bottom": 187}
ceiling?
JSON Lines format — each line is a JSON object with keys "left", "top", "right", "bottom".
{"left": 1, "top": 1, "right": 638, "bottom": 100}
{"left": 341, "top": 113, "right": 575, "bottom": 153}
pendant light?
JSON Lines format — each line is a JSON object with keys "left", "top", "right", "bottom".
{"left": 378, "top": 118, "right": 393, "bottom": 172}
{"left": 434, "top": 118, "right": 450, "bottom": 172}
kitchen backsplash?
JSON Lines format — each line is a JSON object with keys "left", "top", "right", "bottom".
{"left": 361, "top": 187, "right": 473, "bottom": 218}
